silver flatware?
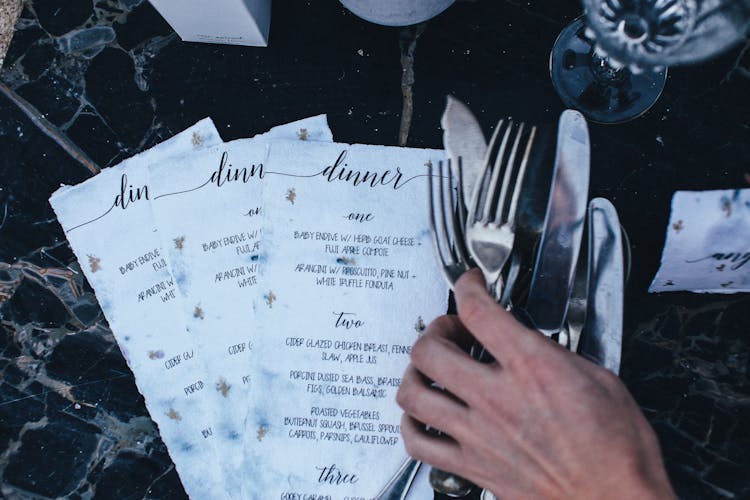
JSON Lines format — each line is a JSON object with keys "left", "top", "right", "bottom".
{"left": 441, "top": 95, "right": 488, "bottom": 204}
{"left": 578, "top": 197, "right": 624, "bottom": 374}
{"left": 466, "top": 120, "right": 536, "bottom": 300}
{"left": 422, "top": 158, "right": 476, "bottom": 497}
{"left": 565, "top": 200, "right": 631, "bottom": 355}
{"left": 431, "top": 120, "right": 536, "bottom": 497}
{"left": 374, "top": 457, "right": 421, "bottom": 500}
{"left": 524, "top": 109, "right": 590, "bottom": 338}
{"left": 564, "top": 223, "right": 590, "bottom": 354}
{"left": 427, "top": 159, "right": 472, "bottom": 288}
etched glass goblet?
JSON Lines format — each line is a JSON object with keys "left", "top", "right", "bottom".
{"left": 551, "top": 0, "right": 750, "bottom": 123}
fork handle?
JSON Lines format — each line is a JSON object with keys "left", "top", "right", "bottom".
{"left": 429, "top": 466, "right": 475, "bottom": 497}
{"left": 375, "top": 457, "right": 422, "bottom": 500}
{"left": 428, "top": 279, "right": 507, "bottom": 495}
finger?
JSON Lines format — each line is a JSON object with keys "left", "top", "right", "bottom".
{"left": 410, "top": 319, "right": 496, "bottom": 405}
{"left": 400, "top": 413, "right": 463, "bottom": 473}
{"left": 423, "top": 314, "right": 475, "bottom": 352}
{"left": 454, "top": 269, "right": 543, "bottom": 363}
{"left": 396, "top": 364, "right": 470, "bottom": 439}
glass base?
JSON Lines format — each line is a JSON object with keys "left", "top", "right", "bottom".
{"left": 549, "top": 17, "right": 667, "bottom": 125}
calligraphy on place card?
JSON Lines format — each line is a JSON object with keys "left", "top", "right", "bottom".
{"left": 244, "top": 141, "right": 448, "bottom": 498}
{"left": 650, "top": 189, "right": 750, "bottom": 293}
{"left": 49, "top": 119, "right": 232, "bottom": 500}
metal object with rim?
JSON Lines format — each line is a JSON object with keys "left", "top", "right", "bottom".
{"left": 340, "top": 0, "right": 454, "bottom": 26}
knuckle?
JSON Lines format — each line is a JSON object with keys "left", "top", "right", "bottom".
{"left": 395, "top": 382, "right": 416, "bottom": 410}
{"left": 457, "top": 293, "right": 488, "bottom": 329}
{"left": 523, "top": 354, "right": 550, "bottom": 377}
{"left": 396, "top": 380, "right": 427, "bottom": 414}
{"left": 430, "top": 314, "right": 456, "bottom": 332}
{"left": 500, "top": 350, "right": 528, "bottom": 375}
{"left": 400, "top": 415, "right": 425, "bottom": 459}
{"left": 402, "top": 439, "right": 423, "bottom": 461}
{"left": 410, "top": 335, "right": 436, "bottom": 366}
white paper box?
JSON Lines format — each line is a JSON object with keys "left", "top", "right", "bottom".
{"left": 149, "top": 0, "right": 271, "bottom": 47}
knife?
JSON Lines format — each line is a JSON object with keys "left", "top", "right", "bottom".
{"left": 523, "top": 109, "right": 590, "bottom": 337}
{"left": 440, "top": 95, "right": 488, "bottom": 205}
{"left": 578, "top": 198, "right": 624, "bottom": 374}
{"left": 563, "top": 207, "right": 590, "bottom": 354}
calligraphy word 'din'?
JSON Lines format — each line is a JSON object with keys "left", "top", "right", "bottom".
{"left": 114, "top": 174, "right": 149, "bottom": 210}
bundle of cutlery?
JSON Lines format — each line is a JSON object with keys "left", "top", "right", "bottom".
{"left": 376, "top": 102, "right": 627, "bottom": 500}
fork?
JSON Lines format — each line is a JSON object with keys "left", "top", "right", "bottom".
{"left": 375, "top": 159, "right": 475, "bottom": 500}
{"left": 378, "top": 125, "right": 539, "bottom": 498}
{"left": 427, "top": 158, "right": 473, "bottom": 287}
{"left": 377, "top": 159, "right": 480, "bottom": 499}
{"left": 466, "top": 119, "right": 536, "bottom": 303}
{"left": 427, "top": 125, "right": 538, "bottom": 496}
{"left": 425, "top": 158, "right": 478, "bottom": 497}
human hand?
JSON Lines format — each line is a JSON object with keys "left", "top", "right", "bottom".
{"left": 396, "top": 269, "right": 675, "bottom": 500}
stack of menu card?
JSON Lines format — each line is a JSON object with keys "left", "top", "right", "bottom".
{"left": 49, "top": 116, "right": 447, "bottom": 499}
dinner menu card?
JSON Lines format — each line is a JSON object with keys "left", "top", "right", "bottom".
{"left": 246, "top": 141, "right": 445, "bottom": 498}
{"left": 50, "top": 116, "right": 332, "bottom": 499}
{"left": 50, "top": 116, "right": 447, "bottom": 499}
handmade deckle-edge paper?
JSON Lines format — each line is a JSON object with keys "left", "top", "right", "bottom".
{"left": 650, "top": 189, "right": 750, "bottom": 293}
{"left": 49, "top": 118, "right": 231, "bottom": 500}
{"left": 146, "top": 116, "right": 333, "bottom": 498}
{"left": 244, "top": 140, "right": 448, "bottom": 499}
{"left": 49, "top": 115, "right": 332, "bottom": 499}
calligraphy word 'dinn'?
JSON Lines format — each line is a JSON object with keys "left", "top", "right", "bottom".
{"left": 211, "top": 152, "right": 264, "bottom": 187}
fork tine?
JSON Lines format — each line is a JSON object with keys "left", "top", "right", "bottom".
{"left": 427, "top": 162, "right": 446, "bottom": 267}
{"left": 448, "top": 159, "right": 471, "bottom": 264}
{"left": 481, "top": 122, "right": 514, "bottom": 224}
{"left": 456, "top": 157, "right": 468, "bottom": 238}
{"left": 428, "top": 159, "right": 472, "bottom": 287}
{"left": 468, "top": 119, "right": 505, "bottom": 224}
{"left": 437, "top": 160, "right": 454, "bottom": 262}
{"left": 505, "top": 126, "right": 537, "bottom": 226}
{"left": 492, "top": 123, "right": 525, "bottom": 225}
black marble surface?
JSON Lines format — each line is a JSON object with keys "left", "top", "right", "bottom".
{"left": 0, "top": 0, "right": 748, "bottom": 498}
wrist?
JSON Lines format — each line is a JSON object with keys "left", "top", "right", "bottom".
{"left": 612, "top": 460, "right": 676, "bottom": 500}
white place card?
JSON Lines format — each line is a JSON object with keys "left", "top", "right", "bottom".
{"left": 149, "top": 0, "right": 271, "bottom": 47}
{"left": 244, "top": 140, "right": 448, "bottom": 498}
{"left": 650, "top": 189, "right": 750, "bottom": 293}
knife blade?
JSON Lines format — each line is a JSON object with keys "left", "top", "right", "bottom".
{"left": 440, "top": 95, "right": 488, "bottom": 204}
{"left": 578, "top": 198, "right": 624, "bottom": 374}
{"left": 563, "top": 204, "right": 590, "bottom": 354}
{"left": 523, "top": 109, "right": 590, "bottom": 337}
